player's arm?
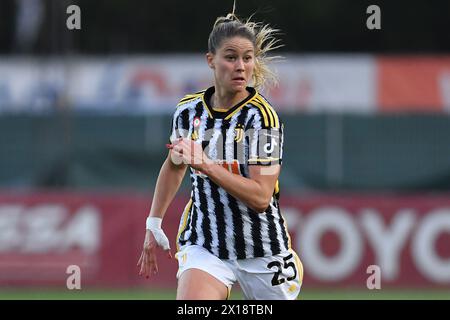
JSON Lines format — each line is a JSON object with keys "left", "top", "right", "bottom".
{"left": 148, "top": 150, "right": 187, "bottom": 220}
{"left": 173, "top": 138, "right": 279, "bottom": 213}
{"left": 202, "top": 163, "right": 279, "bottom": 213}
{"left": 144, "top": 149, "right": 187, "bottom": 247}
{"left": 138, "top": 149, "right": 187, "bottom": 277}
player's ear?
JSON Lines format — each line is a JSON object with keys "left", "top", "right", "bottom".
{"left": 206, "top": 52, "right": 215, "bottom": 69}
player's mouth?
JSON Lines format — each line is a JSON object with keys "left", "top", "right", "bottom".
{"left": 231, "top": 77, "right": 246, "bottom": 85}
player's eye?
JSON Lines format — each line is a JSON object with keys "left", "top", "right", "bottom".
{"left": 226, "top": 55, "right": 236, "bottom": 61}
{"left": 244, "top": 56, "right": 252, "bottom": 62}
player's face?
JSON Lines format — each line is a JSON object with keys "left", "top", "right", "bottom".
{"left": 207, "top": 36, "right": 255, "bottom": 93}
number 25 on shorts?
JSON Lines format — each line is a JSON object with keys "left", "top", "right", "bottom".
{"left": 267, "top": 253, "right": 297, "bottom": 286}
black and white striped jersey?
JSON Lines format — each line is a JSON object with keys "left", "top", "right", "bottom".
{"left": 170, "top": 86, "right": 291, "bottom": 260}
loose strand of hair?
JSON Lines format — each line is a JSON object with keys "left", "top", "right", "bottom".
{"left": 247, "top": 20, "right": 284, "bottom": 90}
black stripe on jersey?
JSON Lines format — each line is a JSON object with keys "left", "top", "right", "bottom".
{"left": 266, "top": 204, "right": 281, "bottom": 255}
{"left": 241, "top": 112, "right": 255, "bottom": 175}
{"left": 255, "top": 97, "right": 278, "bottom": 128}
{"left": 194, "top": 101, "right": 203, "bottom": 118}
{"left": 254, "top": 98, "right": 274, "bottom": 127}
{"left": 249, "top": 100, "right": 271, "bottom": 127}
{"left": 222, "top": 118, "right": 231, "bottom": 161}
{"left": 179, "top": 107, "right": 191, "bottom": 136}
{"left": 276, "top": 201, "right": 290, "bottom": 250}
{"left": 237, "top": 105, "right": 251, "bottom": 125}
{"left": 256, "top": 95, "right": 280, "bottom": 128}
{"left": 248, "top": 207, "right": 264, "bottom": 257}
{"left": 228, "top": 194, "right": 246, "bottom": 259}
{"left": 244, "top": 113, "right": 255, "bottom": 131}
{"left": 251, "top": 105, "right": 267, "bottom": 130}
{"left": 209, "top": 180, "right": 229, "bottom": 259}
{"left": 202, "top": 111, "right": 216, "bottom": 150}
{"left": 244, "top": 110, "right": 255, "bottom": 128}
{"left": 192, "top": 101, "right": 204, "bottom": 138}
{"left": 233, "top": 106, "right": 250, "bottom": 161}
{"left": 188, "top": 195, "right": 199, "bottom": 244}
{"left": 197, "top": 178, "right": 212, "bottom": 251}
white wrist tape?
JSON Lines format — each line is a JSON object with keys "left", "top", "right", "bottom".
{"left": 146, "top": 216, "right": 162, "bottom": 230}
{"left": 146, "top": 217, "right": 170, "bottom": 250}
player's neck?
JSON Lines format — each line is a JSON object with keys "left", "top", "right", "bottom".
{"left": 211, "top": 87, "right": 249, "bottom": 111}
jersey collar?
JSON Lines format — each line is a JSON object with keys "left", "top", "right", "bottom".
{"left": 202, "top": 86, "right": 257, "bottom": 120}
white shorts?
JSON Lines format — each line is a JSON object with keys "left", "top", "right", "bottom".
{"left": 175, "top": 245, "right": 303, "bottom": 300}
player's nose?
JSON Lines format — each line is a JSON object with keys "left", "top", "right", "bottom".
{"left": 235, "top": 58, "right": 245, "bottom": 71}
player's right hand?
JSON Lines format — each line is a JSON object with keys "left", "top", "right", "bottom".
{"left": 137, "top": 230, "right": 172, "bottom": 278}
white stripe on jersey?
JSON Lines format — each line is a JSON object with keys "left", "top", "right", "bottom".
{"left": 203, "top": 179, "right": 219, "bottom": 257}
{"left": 207, "top": 118, "right": 223, "bottom": 161}
{"left": 225, "top": 109, "right": 241, "bottom": 162}
{"left": 182, "top": 167, "right": 199, "bottom": 245}
{"left": 237, "top": 200, "right": 255, "bottom": 258}
{"left": 187, "top": 104, "right": 196, "bottom": 135}
{"left": 249, "top": 109, "right": 263, "bottom": 159}
{"left": 271, "top": 201, "right": 288, "bottom": 253}
{"left": 193, "top": 177, "right": 205, "bottom": 247}
{"left": 218, "top": 187, "right": 236, "bottom": 259}
{"left": 258, "top": 209, "right": 273, "bottom": 256}
{"left": 198, "top": 106, "right": 209, "bottom": 139}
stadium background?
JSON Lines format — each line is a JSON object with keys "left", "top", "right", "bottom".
{"left": 0, "top": 0, "right": 450, "bottom": 299}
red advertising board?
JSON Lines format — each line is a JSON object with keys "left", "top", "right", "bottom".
{"left": 0, "top": 191, "right": 186, "bottom": 289}
{"left": 282, "top": 194, "right": 450, "bottom": 288}
{"left": 0, "top": 191, "right": 449, "bottom": 289}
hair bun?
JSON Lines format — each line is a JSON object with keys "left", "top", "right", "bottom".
{"left": 225, "top": 13, "right": 236, "bottom": 21}
{"left": 213, "top": 15, "right": 238, "bottom": 28}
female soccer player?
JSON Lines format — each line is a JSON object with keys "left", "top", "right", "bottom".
{"left": 137, "top": 9, "right": 303, "bottom": 300}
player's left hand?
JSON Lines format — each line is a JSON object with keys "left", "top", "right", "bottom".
{"left": 172, "top": 138, "right": 213, "bottom": 172}
{"left": 137, "top": 230, "right": 172, "bottom": 279}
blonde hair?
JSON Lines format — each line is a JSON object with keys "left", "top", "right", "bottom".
{"left": 207, "top": 4, "right": 283, "bottom": 90}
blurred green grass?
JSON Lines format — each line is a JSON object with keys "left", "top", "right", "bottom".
{"left": 0, "top": 288, "right": 449, "bottom": 300}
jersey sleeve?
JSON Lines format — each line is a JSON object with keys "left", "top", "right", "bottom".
{"left": 168, "top": 107, "right": 191, "bottom": 143}
{"left": 246, "top": 113, "right": 284, "bottom": 166}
